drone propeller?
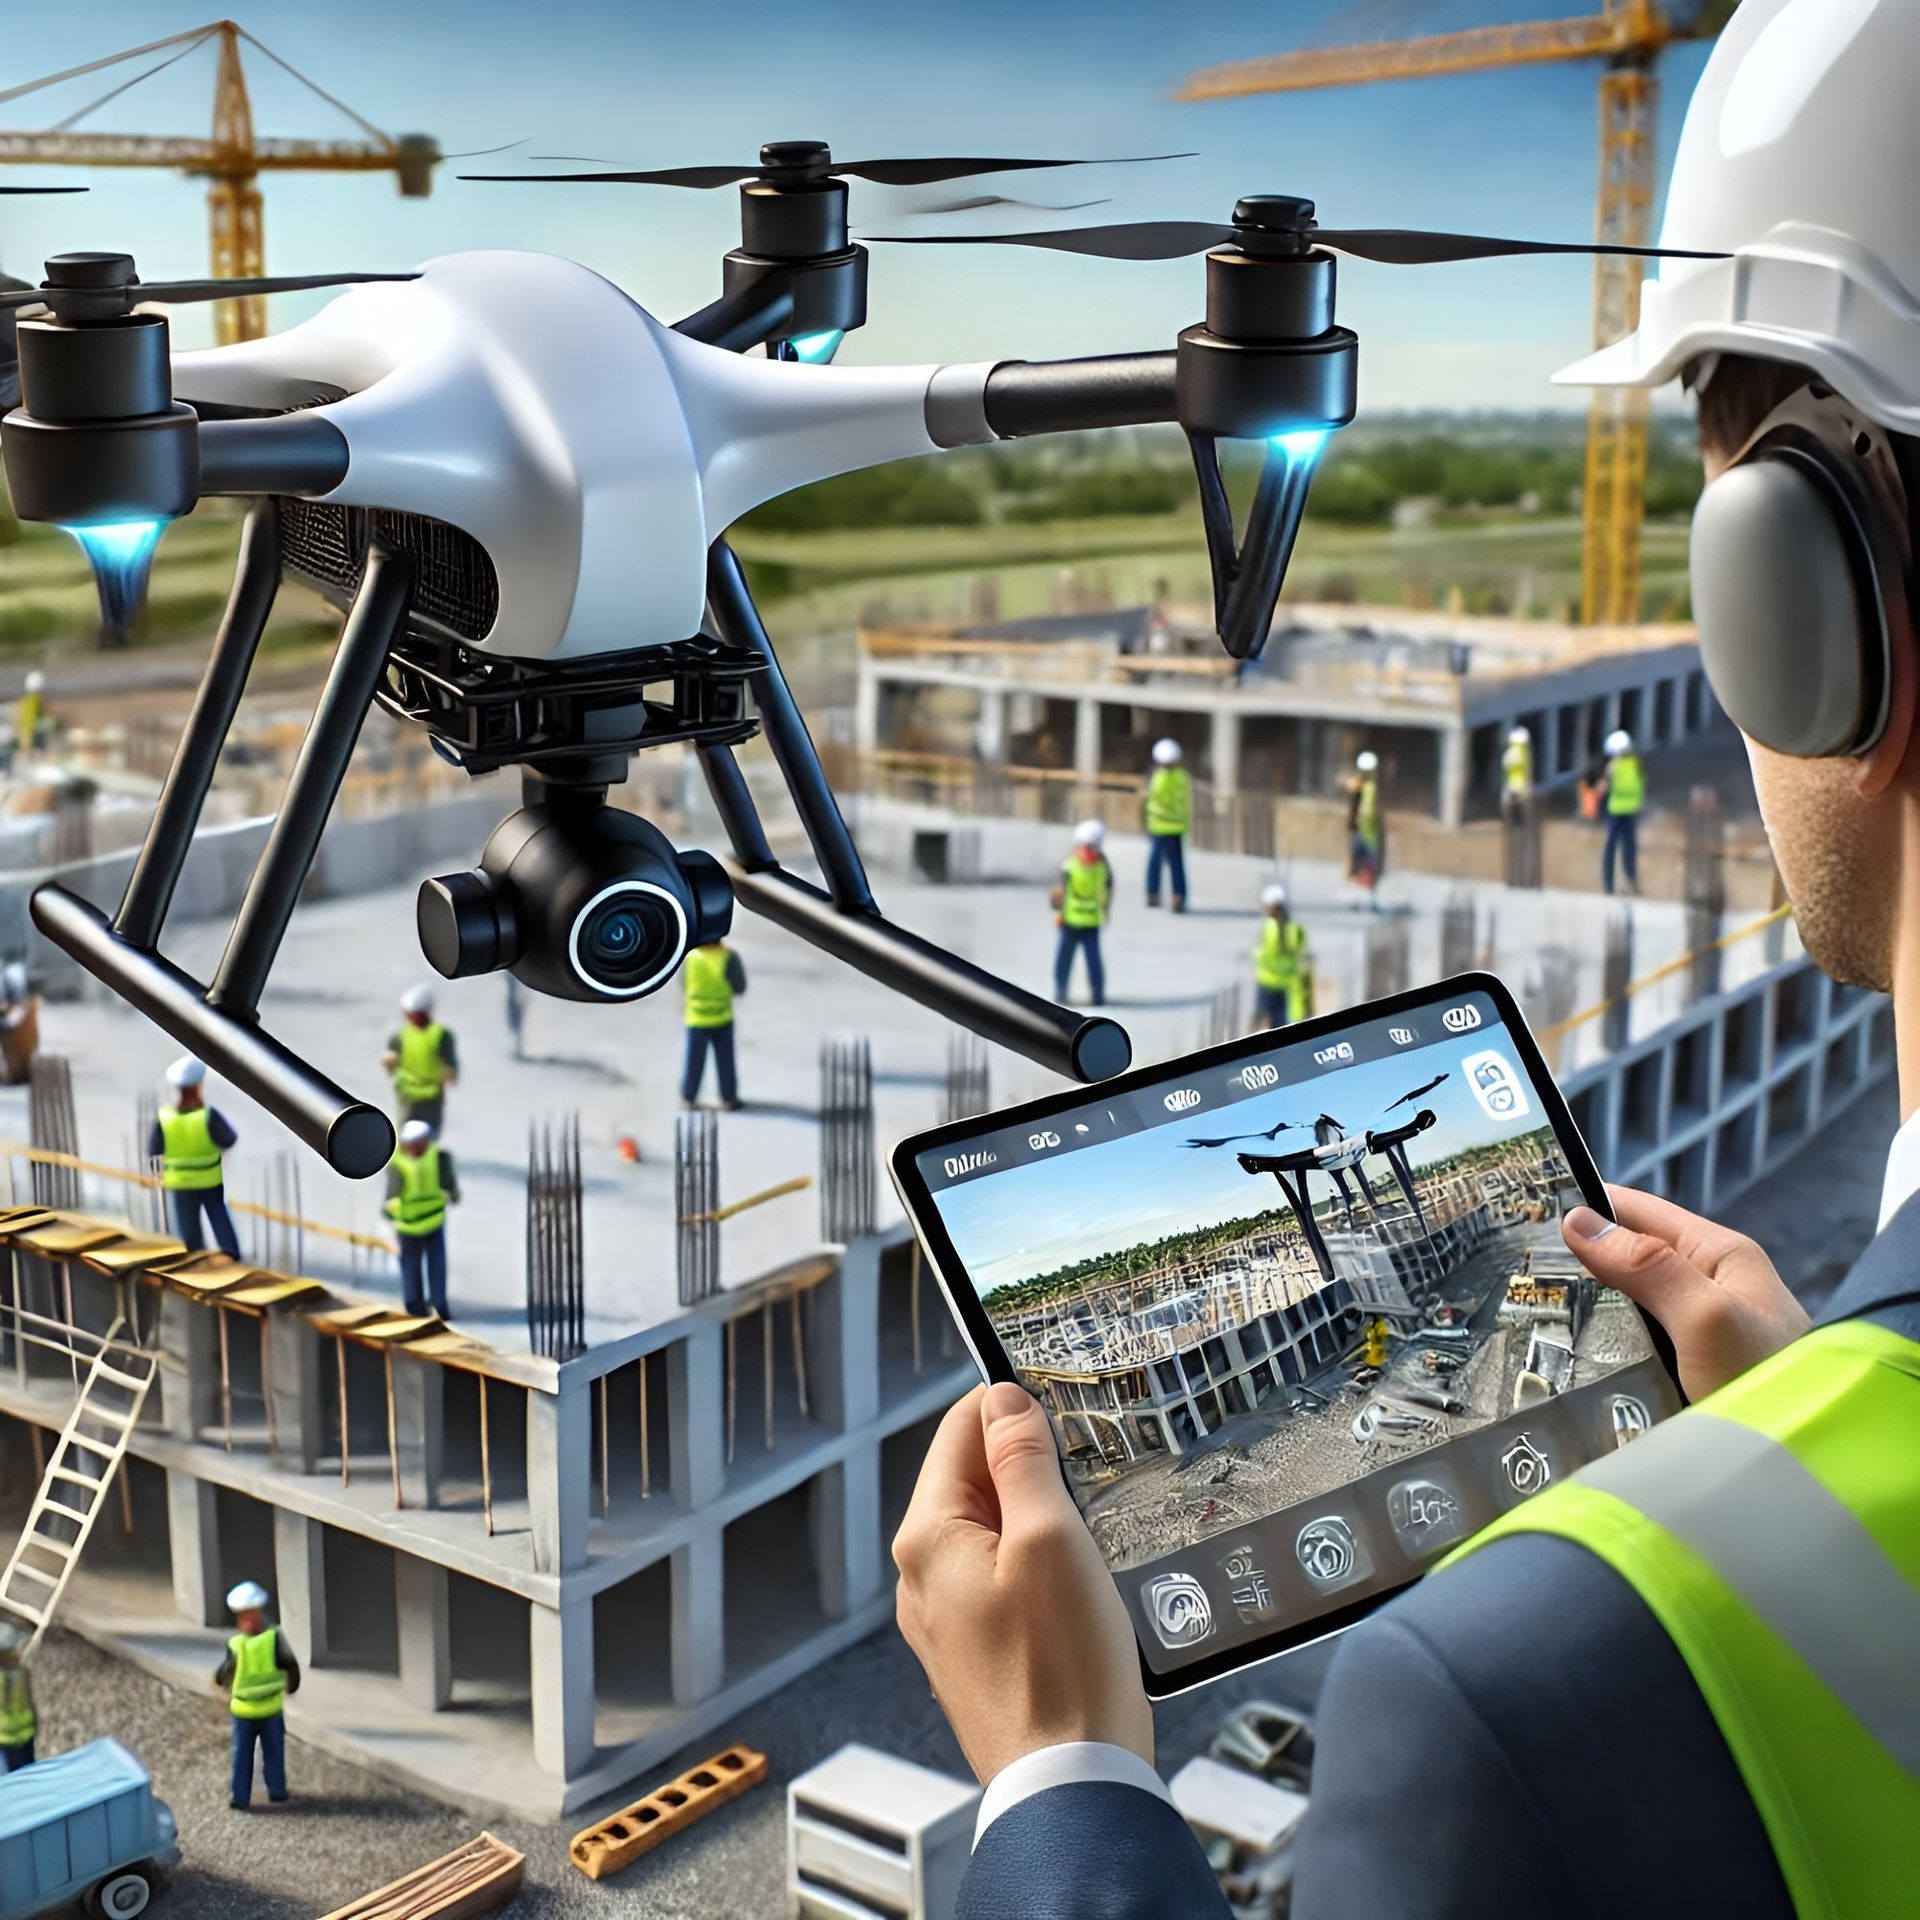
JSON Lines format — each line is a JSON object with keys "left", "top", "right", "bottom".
{"left": 0, "top": 187, "right": 84, "bottom": 195}
{"left": 1380, "top": 1072, "right": 1449, "bottom": 1114}
{"left": 0, "top": 254, "right": 420, "bottom": 325}
{"left": 900, "top": 193, "right": 1112, "bottom": 218}
{"left": 1183, "top": 1117, "right": 1307, "bottom": 1149}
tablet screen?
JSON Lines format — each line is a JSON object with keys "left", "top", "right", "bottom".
{"left": 910, "top": 983, "right": 1681, "bottom": 1679}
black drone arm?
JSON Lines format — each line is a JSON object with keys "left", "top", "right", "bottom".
{"left": 973, "top": 354, "right": 1178, "bottom": 438}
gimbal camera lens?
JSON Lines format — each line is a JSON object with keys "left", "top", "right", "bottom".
{"left": 418, "top": 792, "right": 732, "bottom": 1003}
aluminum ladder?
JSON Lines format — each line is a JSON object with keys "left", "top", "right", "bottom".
{"left": 0, "top": 1318, "right": 156, "bottom": 1655}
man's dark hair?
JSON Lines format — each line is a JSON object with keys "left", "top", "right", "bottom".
{"left": 1690, "top": 353, "right": 1814, "bottom": 464}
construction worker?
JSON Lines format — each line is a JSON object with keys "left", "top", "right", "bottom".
{"left": 0, "top": 1617, "right": 35, "bottom": 1772}
{"left": 681, "top": 939, "right": 747, "bottom": 1109}
{"left": 1347, "top": 750, "right": 1384, "bottom": 894}
{"left": 1142, "top": 737, "right": 1190, "bottom": 912}
{"left": 383, "top": 984, "right": 457, "bottom": 1132}
{"left": 909, "top": 11, "right": 1920, "bottom": 1916}
{"left": 1501, "top": 725, "right": 1533, "bottom": 821}
{"left": 1252, "top": 882, "right": 1312, "bottom": 1029}
{"left": 148, "top": 1057, "right": 240, "bottom": 1258}
{"left": 215, "top": 1579, "right": 299, "bottom": 1811}
{"left": 1052, "top": 819, "right": 1111, "bottom": 1006}
{"left": 386, "top": 1118, "right": 460, "bottom": 1321}
{"left": 1600, "top": 727, "right": 1644, "bottom": 896}
{"left": 13, "top": 670, "right": 44, "bottom": 764}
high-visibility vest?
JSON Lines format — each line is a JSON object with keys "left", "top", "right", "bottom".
{"left": 1059, "top": 855, "right": 1111, "bottom": 929}
{"left": 158, "top": 1105, "right": 223, "bottom": 1191}
{"left": 1255, "top": 917, "right": 1312, "bottom": 1019}
{"left": 227, "top": 1628, "right": 286, "bottom": 1721}
{"left": 15, "top": 690, "right": 40, "bottom": 758}
{"left": 1354, "top": 775, "right": 1381, "bottom": 843}
{"left": 1502, "top": 739, "right": 1532, "bottom": 794}
{"left": 1441, "top": 1320, "right": 1920, "bottom": 1920}
{"left": 683, "top": 945, "right": 734, "bottom": 1029}
{"left": 386, "top": 1145, "right": 447, "bottom": 1238}
{"left": 1144, "top": 766, "right": 1191, "bottom": 838}
{"left": 1606, "top": 753, "right": 1645, "bottom": 816}
{"left": 392, "top": 1020, "right": 448, "bottom": 1102}
{"left": 0, "top": 1667, "right": 33, "bottom": 1747}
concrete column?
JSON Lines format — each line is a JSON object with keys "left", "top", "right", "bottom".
{"left": 811, "top": 1446, "right": 884, "bottom": 1620}
{"left": 976, "top": 688, "right": 1008, "bottom": 765}
{"left": 1437, "top": 727, "right": 1469, "bottom": 830}
{"left": 667, "top": 1324, "right": 725, "bottom": 1511}
{"left": 529, "top": 1593, "right": 594, "bottom": 1778}
{"left": 272, "top": 1509, "right": 328, "bottom": 1670}
{"left": 166, "top": 1470, "right": 223, "bottom": 1628}
{"left": 526, "top": 1381, "right": 590, "bottom": 1576}
{"left": 1209, "top": 709, "right": 1242, "bottom": 797}
{"left": 395, "top": 1554, "right": 453, "bottom": 1712}
{"left": 1072, "top": 699, "right": 1102, "bottom": 784}
{"left": 854, "top": 661, "right": 882, "bottom": 755}
{"left": 158, "top": 1292, "right": 216, "bottom": 1443}
{"left": 390, "top": 1354, "right": 444, "bottom": 1509}
{"left": 265, "top": 1316, "right": 323, "bottom": 1474}
{"left": 805, "top": 1242, "right": 881, "bottom": 1434}
{"left": 671, "top": 1530, "right": 725, "bottom": 1706}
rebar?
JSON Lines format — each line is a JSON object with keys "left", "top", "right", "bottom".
{"left": 675, "top": 1110, "right": 720, "bottom": 1305}
{"left": 819, "top": 1037, "right": 876, "bottom": 1242}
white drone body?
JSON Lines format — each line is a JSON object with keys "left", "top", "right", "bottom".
{"left": 171, "top": 250, "right": 996, "bottom": 662}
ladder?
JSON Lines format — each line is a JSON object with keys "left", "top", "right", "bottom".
{"left": 0, "top": 1318, "right": 157, "bottom": 1656}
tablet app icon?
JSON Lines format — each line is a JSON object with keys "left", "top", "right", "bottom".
{"left": 1219, "top": 1542, "right": 1274, "bottom": 1621}
{"left": 1387, "top": 1477, "right": 1467, "bottom": 1554}
{"left": 1295, "top": 1515, "right": 1372, "bottom": 1591}
{"left": 1462, "top": 1049, "right": 1531, "bottom": 1124}
{"left": 1142, "top": 1571, "right": 1213, "bottom": 1647}
{"left": 1501, "top": 1432, "right": 1553, "bottom": 1497}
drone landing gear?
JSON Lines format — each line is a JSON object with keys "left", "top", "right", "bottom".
{"left": 700, "top": 542, "right": 1130, "bottom": 1085}
{"left": 31, "top": 515, "right": 407, "bottom": 1177}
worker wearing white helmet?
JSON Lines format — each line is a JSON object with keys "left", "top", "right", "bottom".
{"left": 1347, "top": 750, "right": 1384, "bottom": 896}
{"left": 1052, "top": 820, "right": 1112, "bottom": 1005}
{"left": 148, "top": 1056, "right": 240, "bottom": 1258}
{"left": 382, "top": 982, "right": 458, "bottom": 1132}
{"left": 1599, "top": 728, "right": 1644, "bottom": 896}
{"left": 386, "top": 1116, "right": 461, "bottom": 1321}
{"left": 1253, "top": 880, "right": 1312, "bottom": 1029}
{"left": 216, "top": 1579, "right": 300, "bottom": 1809}
{"left": 1143, "top": 737, "right": 1192, "bottom": 912}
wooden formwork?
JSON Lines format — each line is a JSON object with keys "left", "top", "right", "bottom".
{"left": 318, "top": 1831, "right": 525, "bottom": 1919}
{"left": 569, "top": 1744, "right": 769, "bottom": 1881}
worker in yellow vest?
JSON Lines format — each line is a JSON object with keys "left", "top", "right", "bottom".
{"left": 1600, "top": 727, "right": 1645, "bottom": 896}
{"left": 0, "top": 1617, "right": 35, "bottom": 1772}
{"left": 10, "top": 670, "right": 44, "bottom": 769}
{"left": 681, "top": 939, "right": 748, "bottom": 1109}
{"left": 1052, "top": 819, "right": 1112, "bottom": 1006}
{"left": 382, "top": 983, "right": 458, "bottom": 1131}
{"left": 1253, "top": 882, "right": 1313, "bottom": 1029}
{"left": 385, "top": 1119, "right": 461, "bottom": 1320}
{"left": 1143, "top": 737, "right": 1191, "bottom": 912}
{"left": 215, "top": 1579, "right": 299, "bottom": 1810}
{"left": 1347, "top": 750, "right": 1384, "bottom": 896}
{"left": 147, "top": 1056, "right": 240, "bottom": 1258}
{"left": 1501, "top": 726, "right": 1533, "bottom": 822}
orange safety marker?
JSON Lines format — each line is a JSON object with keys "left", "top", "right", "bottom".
{"left": 569, "top": 1744, "right": 769, "bottom": 1880}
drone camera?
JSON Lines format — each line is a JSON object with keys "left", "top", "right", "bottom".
{"left": 419, "top": 790, "right": 733, "bottom": 1002}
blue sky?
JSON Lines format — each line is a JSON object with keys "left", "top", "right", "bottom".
{"left": 0, "top": 3, "right": 1715, "bottom": 406}
{"left": 930, "top": 1024, "right": 1548, "bottom": 1295}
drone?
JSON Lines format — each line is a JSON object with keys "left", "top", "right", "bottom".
{"left": 1184, "top": 1073, "right": 1449, "bottom": 1288}
{"left": 0, "top": 143, "right": 1715, "bottom": 1177}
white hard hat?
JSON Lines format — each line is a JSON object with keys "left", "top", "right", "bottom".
{"left": 1261, "top": 882, "right": 1288, "bottom": 908}
{"left": 23, "top": 671, "right": 44, "bottom": 695}
{"left": 1073, "top": 819, "right": 1106, "bottom": 848}
{"left": 400, "top": 982, "right": 435, "bottom": 1015}
{"left": 1508, "top": 726, "right": 1530, "bottom": 744}
{"left": 1606, "top": 729, "right": 1634, "bottom": 755}
{"left": 226, "top": 1580, "right": 270, "bottom": 1613}
{"left": 1151, "top": 737, "right": 1182, "bottom": 765}
{"left": 1555, "top": 0, "right": 1920, "bottom": 431}
{"left": 166, "top": 1056, "right": 206, "bottom": 1090}
{"left": 1355, "top": 751, "right": 1379, "bottom": 773}
{"left": 400, "top": 1118, "right": 434, "bottom": 1147}
{"left": 2, "top": 962, "right": 26, "bottom": 1001}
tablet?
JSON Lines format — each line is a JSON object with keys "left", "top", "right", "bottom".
{"left": 889, "top": 971, "right": 1684, "bottom": 1694}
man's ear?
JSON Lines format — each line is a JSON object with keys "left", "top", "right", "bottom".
{"left": 1858, "top": 610, "right": 1918, "bottom": 798}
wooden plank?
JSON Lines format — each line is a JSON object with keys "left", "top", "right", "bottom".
{"left": 80, "top": 1235, "right": 189, "bottom": 1275}
{"left": 316, "top": 1831, "right": 525, "bottom": 1920}
{"left": 569, "top": 1745, "right": 769, "bottom": 1881}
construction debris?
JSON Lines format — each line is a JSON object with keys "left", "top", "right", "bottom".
{"left": 317, "top": 1832, "right": 526, "bottom": 1920}
{"left": 569, "top": 1744, "right": 769, "bottom": 1881}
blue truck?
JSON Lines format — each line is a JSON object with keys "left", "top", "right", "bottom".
{"left": 0, "top": 1739, "right": 177, "bottom": 1919}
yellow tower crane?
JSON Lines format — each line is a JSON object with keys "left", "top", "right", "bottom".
{"left": 1178, "top": 1, "right": 1738, "bottom": 628}
{"left": 0, "top": 20, "right": 437, "bottom": 345}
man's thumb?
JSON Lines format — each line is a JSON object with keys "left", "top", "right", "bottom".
{"left": 980, "top": 1382, "right": 1070, "bottom": 1526}
{"left": 1563, "top": 1205, "right": 1707, "bottom": 1318}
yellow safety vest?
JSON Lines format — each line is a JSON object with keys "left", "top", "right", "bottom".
{"left": 1502, "top": 740, "right": 1532, "bottom": 794}
{"left": 158, "top": 1105, "right": 223, "bottom": 1191}
{"left": 1144, "top": 766, "right": 1191, "bottom": 838}
{"left": 15, "top": 690, "right": 41, "bottom": 758}
{"left": 1354, "top": 775, "right": 1381, "bottom": 843}
{"left": 683, "top": 945, "right": 734, "bottom": 1028}
{"left": 1255, "top": 917, "right": 1312, "bottom": 1019}
{"left": 386, "top": 1145, "right": 447, "bottom": 1238}
{"left": 227, "top": 1629, "right": 286, "bottom": 1720}
{"left": 1607, "top": 753, "right": 1645, "bottom": 816}
{"left": 1443, "top": 1321, "right": 1920, "bottom": 1920}
{"left": 1060, "top": 855, "right": 1111, "bottom": 929}
{"left": 392, "top": 1020, "right": 448, "bottom": 1102}
{"left": 0, "top": 1667, "right": 34, "bottom": 1747}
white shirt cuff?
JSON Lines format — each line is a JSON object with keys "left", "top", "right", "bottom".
{"left": 973, "top": 1741, "right": 1172, "bottom": 1849}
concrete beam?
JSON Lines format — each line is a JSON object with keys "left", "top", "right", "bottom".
{"left": 671, "top": 1531, "right": 725, "bottom": 1707}
{"left": 264, "top": 1315, "right": 323, "bottom": 1475}
{"left": 1437, "top": 727, "right": 1468, "bottom": 831}
{"left": 527, "top": 1383, "right": 589, "bottom": 1576}
{"left": 390, "top": 1354, "right": 444, "bottom": 1510}
{"left": 158, "top": 1292, "right": 216, "bottom": 1443}
{"left": 530, "top": 1592, "right": 593, "bottom": 1778}
{"left": 854, "top": 660, "right": 881, "bottom": 756}
{"left": 1073, "top": 699, "right": 1102, "bottom": 784}
{"left": 977, "top": 687, "right": 1008, "bottom": 765}
{"left": 804, "top": 1244, "right": 880, "bottom": 1435}
{"left": 1209, "top": 708, "right": 1241, "bottom": 797}
{"left": 395, "top": 1553, "right": 453, "bottom": 1713}
{"left": 272, "top": 1508, "right": 328, "bottom": 1671}
{"left": 166, "top": 1469, "right": 223, "bottom": 1629}
{"left": 667, "top": 1324, "right": 724, "bottom": 1512}
{"left": 811, "top": 1446, "right": 884, "bottom": 1620}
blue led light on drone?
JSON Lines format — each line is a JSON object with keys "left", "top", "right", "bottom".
{"left": 789, "top": 330, "right": 845, "bottom": 364}
{"left": 61, "top": 517, "right": 169, "bottom": 635}
{"left": 1269, "top": 427, "right": 1333, "bottom": 462}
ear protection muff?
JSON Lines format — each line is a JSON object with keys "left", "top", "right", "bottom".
{"left": 1690, "top": 383, "right": 1915, "bottom": 758}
